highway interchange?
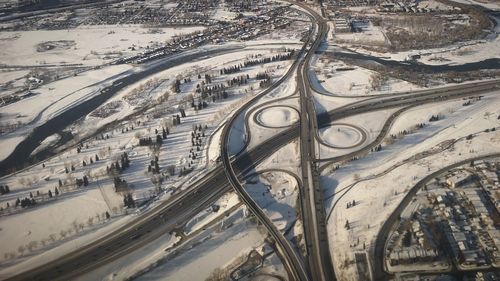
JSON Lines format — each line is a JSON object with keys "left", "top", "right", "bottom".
{"left": 4, "top": 1, "right": 500, "bottom": 281}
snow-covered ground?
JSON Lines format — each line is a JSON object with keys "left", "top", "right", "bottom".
{"left": 450, "top": 0, "right": 500, "bottom": 10}
{"left": 322, "top": 93, "right": 500, "bottom": 280}
{"left": 255, "top": 106, "right": 299, "bottom": 128}
{"left": 333, "top": 13, "right": 500, "bottom": 67}
{"left": 0, "top": 40, "right": 300, "bottom": 271}
{"left": 320, "top": 124, "right": 364, "bottom": 149}
{"left": 184, "top": 192, "right": 241, "bottom": 235}
{"left": 0, "top": 26, "right": 205, "bottom": 66}
{"left": 0, "top": 44, "right": 296, "bottom": 162}
{"left": 244, "top": 171, "right": 299, "bottom": 232}
{"left": 75, "top": 206, "right": 268, "bottom": 281}
{"left": 225, "top": 63, "right": 298, "bottom": 156}
{"left": 334, "top": 22, "right": 386, "bottom": 46}
{"left": 312, "top": 93, "right": 364, "bottom": 114}
{"left": 310, "top": 55, "right": 421, "bottom": 96}
{"left": 318, "top": 109, "right": 399, "bottom": 159}
{"left": 0, "top": 214, "right": 134, "bottom": 279}
{"left": 30, "top": 134, "right": 61, "bottom": 156}
{"left": 134, "top": 209, "right": 266, "bottom": 281}
{"left": 418, "top": 0, "right": 457, "bottom": 11}
{"left": 246, "top": 97, "right": 299, "bottom": 149}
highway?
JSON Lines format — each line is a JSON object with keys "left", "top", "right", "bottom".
{"left": 6, "top": 3, "right": 314, "bottom": 279}
{"left": 220, "top": 2, "right": 338, "bottom": 281}
{"left": 8, "top": 67, "right": 498, "bottom": 281}
{"left": 5, "top": 125, "right": 305, "bottom": 281}
{"left": 295, "top": 2, "right": 336, "bottom": 281}
{"left": 218, "top": 3, "right": 316, "bottom": 280}
{"left": 4, "top": 2, "right": 500, "bottom": 280}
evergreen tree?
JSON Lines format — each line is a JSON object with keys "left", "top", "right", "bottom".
{"left": 127, "top": 193, "right": 135, "bottom": 208}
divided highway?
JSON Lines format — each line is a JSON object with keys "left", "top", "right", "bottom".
{"left": 7, "top": 71, "right": 498, "bottom": 281}
{"left": 295, "top": 2, "right": 336, "bottom": 281}
{"left": 5, "top": 1, "right": 500, "bottom": 280}
{"left": 6, "top": 4, "right": 313, "bottom": 279}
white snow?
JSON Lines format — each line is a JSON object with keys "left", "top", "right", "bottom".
{"left": 322, "top": 93, "right": 500, "bottom": 280}
{"left": 320, "top": 124, "right": 363, "bottom": 148}
{"left": 0, "top": 41, "right": 300, "bottom": 272}
{"left": 135, "top": 209, "right": 265, "bottom": 281}
{"left": 184, "top": 192, "right": 240, "bottom": 235}
{"left": 75, "top": 233, "right": 180, "bottom": 281}
{"left": 30, "top": 134, "right": 61, "bottom": 156}
{"left": 244, "top": 171, "right": 299, "bottom": 232}
{"left": 0, "top": 215, "right": 134, "bottom": 279}
{"left": 318, "top": 109, "right": 398, "bottom": 159}
{"left": 310, "top": 55, "right": 421, "bottom": 96}
{"left": 334, "top": 22, "right": 387, "bottom": 46}
{"left": 0, "top": 26, "right": 206, "bottom": 66}
{"left": 255, "top": 106, "right": 299, "bottom": 128}
{"left": 0, "top": 135, "right": 25, "bottom": 162}
{"left": 450, "top": 0, "right": 500, "bottom": 10}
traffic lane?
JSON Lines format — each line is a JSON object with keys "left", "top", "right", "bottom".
{"left": 7, "top": 170, "right": 232, "bottom": 281}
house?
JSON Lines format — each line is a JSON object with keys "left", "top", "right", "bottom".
{"left": 446, "top": 171, "right": 472, "bottom": 188}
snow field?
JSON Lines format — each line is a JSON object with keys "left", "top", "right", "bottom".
{"left": 135, "top": 208, "right": 266, "bottom": 281}
{"left": 321, "top": 94, "right": 500, "bottom": 280}
{"left": 183, "top": 192, "right": 241, "bottom": 235}
{"left": 243, "top": 97, "right": 299, "bottom": 151}
{"left": 319, "top": 124, "right": 363, "bottom": 148}
{"left": 30, "top": 134, "right": 61, "bottom": 156}
{"left": 335, "top": 13, "right": 500, "bottom": 67}
{"left": 311, "top": 91, "right": 365, "bottom": 114}
{"left": 244, "top": 171, "right": 299, "bottom": 232}
{"left": 318, "top": 109, "right": 398, "bottom": 159}
{"left": 334, "top": 22, "right": 387, "bottom": 46}
{"left": 0, "top": 26, "right": 206, "bottom": 66}
{"left": 310, "top": 55, "right": 421, "bottom": 96}
{"left": 257, "top": 141, "right": 302, "bottom": 178}
{"left": 0, "top": 215, "right": 134, "bottom": 279}
{"left": 0, "top": 42, "right": 299, "bottom": 271}
{"left": 255, "top": 106, "right": 299, "bottom": 128}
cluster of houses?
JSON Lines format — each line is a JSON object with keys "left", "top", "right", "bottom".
{"left": 386, "top": 160, "right": 499, "bottom": 273}
{"left": 324, "top": 0, "right": 377, "bottom": 8}
{"left": 386, "top": 216, "right": 443, "bottom": 268}
{"left": 117, "top": 5, "right": 294, "bottom": 64}
{"left": 330, "top": 15, "right": 370, "bottom": 33}
{"left": 378, "top": 1, "right": 433, "bottom": 13}
{"left": 389, "top": 248, "right": 439, "bottom": 266}
{"left": 429, "top": 165, "right": 499, "bottom": 269}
